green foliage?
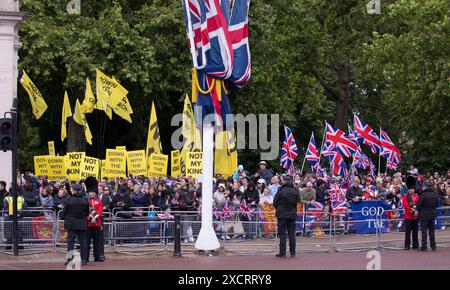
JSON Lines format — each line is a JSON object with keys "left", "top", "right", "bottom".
{"left": 16, "top": 0, "right": 449, "bottom": 174}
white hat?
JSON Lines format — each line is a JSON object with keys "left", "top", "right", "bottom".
{"left": 258, "top": 161, "right": 267, "bottom": 166}
{"left": 257, "top": 179, "right": 266, "bottom": 185}
{"left": 218, "top": 183, "right": 226, "bottom": 189}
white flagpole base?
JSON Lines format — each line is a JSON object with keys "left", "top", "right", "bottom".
{"left": 194, "top": 124, "right": 220, "bottom": 251}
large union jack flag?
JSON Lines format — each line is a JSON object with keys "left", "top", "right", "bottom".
{"left": 380, "top": 128, "right": 401, "bottom": 164}
{"left": 353, "top": 115, "right": 381, "bottom": 154}
{"left": 239, "top": 199, "right": 255, "bottom": 220}
{"left": 322, "top": 141, "right": 348, "bottom": 177}
{"left": 182, "top": 0, "right": 251, "bottom": 128}
{"left": 387, "top": 159, "right": 398, "bottom": 171}
{"left": 324, "top": 123, "right": 358, "bottom": 158}
{"left": 280, "top": 125, "right": 299, "bottom": 173}
{"left": 368, "top": 157, "right": 377, "bottom": 176}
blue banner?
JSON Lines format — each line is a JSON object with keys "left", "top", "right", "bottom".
{"left": 350, "top": 201, "right": 392, "bottom": 234}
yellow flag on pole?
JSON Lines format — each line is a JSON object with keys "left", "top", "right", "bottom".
{"left": 61, "top": 91, "right": 72, "bottom": 142}
{"left": 20, "top": 71, "right": 48, "bottom": 119}
{"left": 109, "top": 76, "right": 133, "bottom": 123}
{"left": 82, "top": 78, "right": 96, "bottom": 114}
{"left": 74, "top": 99, "right": 93, "bottom": 145}
{"left": 95, "top": 69, "right": 115, "bottom": 119}
{"left": 214, "top": 130, "right": 238, "bottom": 178}
{"left": 146, "top": 101, "right": 162, "bottom": 172}
{"left": 180, "top": 94, "right": 201, "bottom": 174}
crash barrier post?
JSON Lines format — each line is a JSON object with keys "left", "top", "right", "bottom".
{"left": 173, "top": 214, "right": 182, "bottom": 257}
{"left": 0, "top": 208, "right": 57, "bottom": 255}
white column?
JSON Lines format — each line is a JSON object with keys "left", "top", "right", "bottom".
{"left": 0, "top": 0, "right": 26, "bottom": 186}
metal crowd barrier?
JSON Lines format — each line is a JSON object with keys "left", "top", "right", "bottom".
{"left": 2, "top": 205, "right": 450, "bottom": 256}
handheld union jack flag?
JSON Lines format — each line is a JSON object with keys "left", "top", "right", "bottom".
{"left": 322, "top": 142, "right": 348, "bottom": 176}
{"left": 306, "top": 202, "right": 325, "bottom": 224}
{"left": 306, "top": 132, "right": 320, "bottom": 165}
{"left": 280, "top": 125, "right": 299, "bottom": 173}
{"left": 324, "top": 123, "right": 358, "bottom": 158}
{"left": 353, "top": 115, "right": 381, "bottom": 154}
{"left": 380, "top": 128, "right": 401, "bottom": 164}
{"left": 368, "top": 157, "right": 376, "bottom": 176}
{"left": 212, "top": 206, "right": 222, "bottom": 220}
{"left": 352, "top": 145, "right": 370, "bottom": 170}
{"left": 239, "top": 199, "right": 255, "bottom": 220}
{"left": 387, "top": 159, "right": 398, "bottom": 171}
{"left": 221, "top": 202, "right": 233, "bottom": 221}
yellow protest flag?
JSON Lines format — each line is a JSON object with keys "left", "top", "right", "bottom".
{"left": 74, "top": 99, "right": 93, "bottom": 145}
{"left": 214, "top": 130, "right": 238, "bottom": 178}
{"left": 146, "top": 101, "right": 163, "bottom": 172}
{"left": 182, "top": 94, "right": 201, "bottom": 150}
{"left": 82, "top": 78, "right": 96, "bottom": 114}
{"left": 180, "top": 94, "right": 202, "bottom": 174}
{"left": 61, "top": 91, "right": 72, "bottom": 142}
{"left": 95, "top": 69, "right": 115, "bottom": 119}
{"left": 108, "top": 76, "right": 133, "bottom": 123}
{"left": 20, "top": 71, "right": 48, "bottom": 119}
{"left": 48, "top": 141, "right": 56, "bottom": 156}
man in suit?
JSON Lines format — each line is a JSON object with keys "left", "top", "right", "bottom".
{"left": 61, "top": 184, "right": 90, "bottom": 265}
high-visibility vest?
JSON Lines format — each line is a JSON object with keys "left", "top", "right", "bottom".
{"left": 5, "top": 196, "right": 25, "bottom": 216}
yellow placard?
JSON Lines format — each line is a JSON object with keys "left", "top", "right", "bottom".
{"left": 126, "top": 150, "right": 147, "bottom": 177}
{"left": 48, "top": 141, "right": 55, "bottom": 156}
{"left": 171, "top": 150, "right": 181, "bottom": 177}
{"left": 46, "top": 156, "right": 66, "bottom": 181}
{"left": 80, "top": 156, "right": 100, "bottom": 179}
{"left": 148, "top": 153, "right": 168, "bottom": 177}
{"left": 104, "top": 149, "right": 127, "bottom": 178}
{"left": 116, "top": 146, "right": 126, "bottom": 151}
{"left": 65, "top": 152, "right": 85, "bottom": 181}
{"left": 185, "top": 151, "right": 203, "bottom": 178}
{"left": 34, "top": 156, "right": 49, "bottom": 177}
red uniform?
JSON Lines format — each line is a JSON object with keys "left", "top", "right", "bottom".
{"left": 402, "top": 193, "right": 419, "bottom": 220}
{"left": 88, "top": 198, "right": 103, "bottom": 228}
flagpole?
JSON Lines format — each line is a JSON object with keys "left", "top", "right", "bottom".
{"left": 318, "top": 122, "right": 327, "bottom": 161}
{"left": 378, "top": 126, "right": 381, "bottom": 176}
{"left": 300, "top": 146, "right": 307, "bottom": 175}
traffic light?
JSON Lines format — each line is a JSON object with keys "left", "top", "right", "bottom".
{"left": 0, "top": 118, "right": 13, "bottom": 152}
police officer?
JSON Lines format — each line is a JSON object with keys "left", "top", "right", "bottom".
{"left": 3, "top": 189, "right": 27, "bottom": 250}
{"left": 85, "top": 177, "right": 105, "bottom": 262}
{"left": 417, "top": 180, "right": 438, "bottom": 251}
{"left": 273, "top": 175, "right": 300, "bottom": 257}
{"left": 62, "top": 184, "right": 90, "bottom": 265}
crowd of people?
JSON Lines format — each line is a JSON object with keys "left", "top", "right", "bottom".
{"left": 2, "top": 163, "right": 449, "bottom": 216}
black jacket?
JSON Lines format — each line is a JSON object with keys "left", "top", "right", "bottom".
{"left": 417, "top": 188, "right": 439, "bottom": 220}
{"left": 273, "top": 183, "right": 300, "bottom": 219}
{"left": 346, "top": 185, "right": 363, "bottom": 201}
{"left": 258, "top": 169, "right": 273, "bottom": 184}
{"left": 21, "top": 187, "right": 41, "bottom": 207}
{"left": 244, "top": 188, "right": 260, "bottom": 207}
{"left": 61, "top": 195, "right": 89, "bottom": 231}
{"left": 315, "top": 186, "right": 329, "bottom": 203}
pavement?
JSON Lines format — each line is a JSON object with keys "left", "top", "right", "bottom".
{"left": 1, "top": 245, "right": 449, "bottom": 270}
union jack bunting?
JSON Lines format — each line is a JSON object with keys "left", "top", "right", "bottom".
{"left": 324, "top": 123, "right": 358, "bottom": 158}
{"left": 322, "top": 142, "right": 348, "bottom": 177}
{"left": 353, "top": 115, "right": 381, "bottom": 154}
{"left": 239, "top": 199, "right": 255, "bottom": 220}
{"left": 305, "top": 202, "right": 325, "bottom": 224}
{"left": 280, "top": 125, "right": 299, "bottom": 173}
{"left": 380, "top": 128, "right": 401, "bottom": 164}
